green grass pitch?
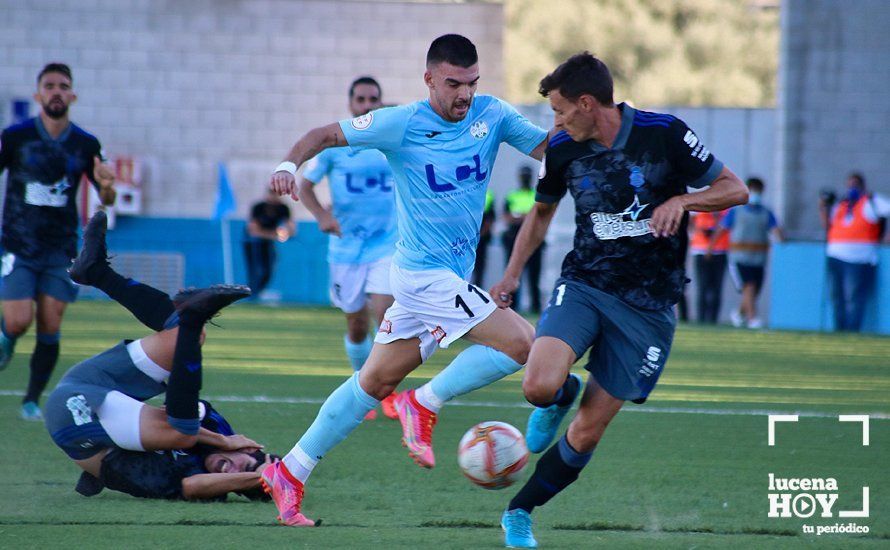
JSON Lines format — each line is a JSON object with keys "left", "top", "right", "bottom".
{"left": 1, "top": 301, "right": 887, "bottom": 548}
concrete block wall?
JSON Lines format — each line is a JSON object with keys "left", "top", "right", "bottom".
{"left": 0, "top": 0, "right": 505, "bottom": 218}
{"left": 778, "top": 0, "right": 890, "bottom": 238}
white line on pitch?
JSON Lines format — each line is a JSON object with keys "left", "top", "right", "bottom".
{"left": 3, "top": 389, "right": 885, "bottom": 420}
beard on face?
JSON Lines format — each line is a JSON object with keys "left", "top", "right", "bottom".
{"left": 43, "top": 100, "right": 68, "bottom": 120}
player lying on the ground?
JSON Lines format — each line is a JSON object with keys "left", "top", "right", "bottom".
{"left": 490, "top": 53, "right": 748, "bottom": 548}
{"left": 262, "top": 34, "right": 548, "bottom": 526}
{"left": 44, "top": 211, "right": 266, "bottom": 501}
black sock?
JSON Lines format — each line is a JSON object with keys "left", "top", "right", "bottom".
{"left": 534, "top": 374, "right": 581, "bottom": 408}
{"left": 94, "top": 269, "right": 175, "bottom": 331}
{"left": 165, "top": 318, "right": 203, "bottom": 435}
{"left": 23, "top": 333, "right": 60, "bottom": 404}
{"left": 508, "top": 435, "right": 593, "bottom": 513}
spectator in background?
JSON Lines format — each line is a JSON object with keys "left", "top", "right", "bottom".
{"left": 502, "top": 165, "right": 544, "bottom": 313}
{"left": 244, "top": 189, "right": 294, "bottom": 297}
{"left": 689, "top": 209, "right": 729, "bottom": 323}
{"left": 472, "top": 190, "right": 495, "bottom": 288}
{"left": 713, "top": 177, "right": 783, "bottom": 329}
{"left": 820, "top": 172, "right": 889, "bottom": 332}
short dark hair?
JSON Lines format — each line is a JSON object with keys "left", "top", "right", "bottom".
{"left": 38, "top": 63, "right": 72, "bottom": 84}
{"left": 848, "top": 172, "right": 866, "bottom": 187}
{"left": 746, "top": 177, "right": 765, "bottom": 192}
{"left": 539, "top": 52, "right": 613, "bottom": 105}
{"left": 426, "top": 34, "right": 478, "bottom": 68}
{"left": 349, "top": 76, "right": 381, "bottom": 98}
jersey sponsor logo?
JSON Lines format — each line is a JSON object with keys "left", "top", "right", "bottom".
{"left": 424, "top": 154, "right": 488, "bottom": 193}
{"left": 350, "top": 113, "right": 374, "bottom": 131}
{"left": 424, "top": 130, "right": 442, "bottom": 138}
{"left": 25, "top": 179, "right": 69, "bottom": 207}
{"left": 345, "top": 172, "right": 392, "bottom": 194}
{"left": 683, "top": 130, "right": 710, "bottom": 162}
{"left": 470, "top": 120, "right": 489, "bottom": 139}
{"left": 431, "top": 325, "right": 447, "bottom": 343}
{"left": 66, "top": 394, "right": 93, "bottom": 426}
{"left": 589, "top": 195, "right": 653, "bottom": 240}
{"left": 538, "top": 155, "right": 547, "bottom": 179}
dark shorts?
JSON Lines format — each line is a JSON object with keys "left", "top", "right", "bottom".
{"left": 44, "top": 385, "right": 117, "bottom": 459}
{"left": 536, "top": 279, "right": 676, "bottom": 403}
{"left": 729, "top": 262, "right": 765, "bottom": 290}
{"left": 45, "top": 342, "right": 161, "bottom": 460}
{"left": 1, "top": 252, "right": 78, "bottom": 302}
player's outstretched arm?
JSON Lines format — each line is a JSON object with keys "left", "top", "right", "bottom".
{"left": 181, "top": 471, "right": 262, "bottom": 500}
{"left": 270, "top": 122, "right": 348, "bottom": 200}
{"left": 650, "top": 166, "right": 748, "bottom": 238}
{"left": 491, "top": 201, "right": 558, "bottom": 308}
{"left": 297, "top": 178, "right": 341, "bottom": 236}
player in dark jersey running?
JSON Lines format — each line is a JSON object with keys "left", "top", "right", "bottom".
{"left": 45, "top": 212, "right": 269, "bottom": 501}
{"left": 490, "top": 53, "right": 748, "bottom": 548}
{"left": 0, "top": 63, "right": 116, "bottom": 421}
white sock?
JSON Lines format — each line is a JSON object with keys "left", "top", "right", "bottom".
{"left": 282, "top": 444, "right": 318, "bottom": 484}
{"left": 414, "top": 383, "right": 445, "bottom": 413}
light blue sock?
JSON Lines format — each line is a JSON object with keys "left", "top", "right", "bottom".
{"left": 427, "top": 344, "right": 522, "bottom": 403}
{"left": 343, "top": 334, "right": 373, "bottom": 372}
{"left": 296, "top": 372, "right": 379, "bottom": 462}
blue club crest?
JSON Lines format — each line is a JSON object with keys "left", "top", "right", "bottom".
{"left": 629, "top": 166, "right": 645, "bottom": 189}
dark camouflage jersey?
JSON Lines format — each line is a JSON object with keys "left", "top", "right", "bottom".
{"left": 537, "top": 104, "right": 723, "bottom": 310}
{"left": 100, "top": 448, "right": 206, "bottom": 500}
{"left": 0, "top": 117, "right": 102, "bottom": 261}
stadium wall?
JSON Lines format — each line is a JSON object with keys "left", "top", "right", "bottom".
{"left": 0, "top": 0, "right": 505, "bottom": 219}
{"left": 778, "top": 0, "right": 890, "bottom": 239}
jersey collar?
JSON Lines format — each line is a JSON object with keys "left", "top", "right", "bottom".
{"left": 611, "top": 102, "right": 634, "bottom": 150}
{"left": 588, "top": 102, "right": 633, "bottom": 152}
{"left": 35, "top": 115, "right": 72, "bottom": 143}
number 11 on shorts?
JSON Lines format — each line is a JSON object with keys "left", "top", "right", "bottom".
{"left": 455, "top": 284, "right": 490, "bottom": 318}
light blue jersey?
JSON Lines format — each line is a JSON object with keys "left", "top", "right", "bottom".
{"left": 304, "top": 148, "right": 397, "bottom": 264}
{"left": 339, "top": 95, "right": 546, "bottom": 278}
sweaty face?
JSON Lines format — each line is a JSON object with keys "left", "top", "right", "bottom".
{"left": 36, "top": 72, "right": 75, "bottom": 120}
{"left": 549, "top": 90, "right": 595, "bottom": 142}
{"left": 349, "top": 83, "right": 382, "bottom": 117}
{"left": 204, "top": 451, "right": 259, "bottom": 474}
{"left": 425, "top": 62, "right": 479, "bottom": 122}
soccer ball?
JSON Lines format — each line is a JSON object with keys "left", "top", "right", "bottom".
{"left": 457, "top": 421, "right": 529, "bottom": 490}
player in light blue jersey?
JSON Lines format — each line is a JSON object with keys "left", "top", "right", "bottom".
{"left": 262, "top": 35, "right": 548, "bottom": 526}
{"left": 299, "top": 77, "right": 398, "bottom": 421}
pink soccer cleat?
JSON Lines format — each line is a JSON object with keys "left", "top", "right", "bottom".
{"left": 395, "top": 389, "right": 438, "bottom": 468}
{"left": 364, "top": 408, "right": 378, "bottom": 421}
{"left": 260, "top": 462, "right": 317, "bottom": 527}
{"left": 380, "top": 392, "right": 399, "bottom": 420}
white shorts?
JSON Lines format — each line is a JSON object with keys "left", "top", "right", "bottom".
{"left": 330, "top": 256, "right": 392, "bottom": 314}
{"left": 96, "top": 390, "right": 145, "bottom": 452}
{"left": 375, "top": 265, "right": 497, "bottom": 362}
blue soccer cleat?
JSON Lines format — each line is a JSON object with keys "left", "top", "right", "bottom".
{"left": 0, "top": 333, "right": 15, "bottom": 371}
{"left": 502, "top": 508, "right": 538, "bottom": 548}
{"left": 21, "top": 401, "right": 43, "bottom": 421}
{"left": 525, "top": 373, "right": 582, "bottom": 453}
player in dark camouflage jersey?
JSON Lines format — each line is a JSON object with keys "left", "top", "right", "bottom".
{"left": 492, "top": 53, "right": 748, "bottom": 548}
{"left": 0, "top": 63, "right": 116, "bottom": 421}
